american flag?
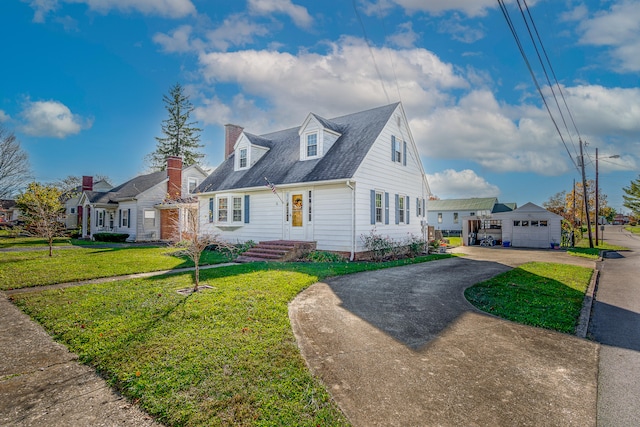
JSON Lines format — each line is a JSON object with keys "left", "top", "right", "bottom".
{"left": 264, "top": 177, "right": 277, "bottom": 194}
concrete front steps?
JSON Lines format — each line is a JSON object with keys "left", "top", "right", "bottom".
{"left": 235, "top": 240, "right": 317, "bottom": 263}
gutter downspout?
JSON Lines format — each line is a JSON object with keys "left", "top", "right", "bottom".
{"left": 346, "top": 180, "right": 355, "bottom": 261}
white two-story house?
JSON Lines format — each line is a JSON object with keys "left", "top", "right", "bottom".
{"left": 195, "top": 103, "right": 431, "bottom": 259}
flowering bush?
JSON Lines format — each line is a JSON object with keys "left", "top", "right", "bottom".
{"left": 361, "top": 229, "right": 426, "bottom": 261}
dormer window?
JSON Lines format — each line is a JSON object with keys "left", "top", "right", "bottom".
{"left": 239, "top": 148, "right": 247, "bottom": 168}
{"left": 306, "top": 133, "right": 318, "bottom": 157}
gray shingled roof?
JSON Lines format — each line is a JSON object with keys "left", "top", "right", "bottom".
{"left": 86, "top": 170, "right": 167, "bottom": 204}
{"left": 427, "top": 197, "right": 498, "bottom": 212}
{"left": 197, "top": 103, "right": 400, "bottom": 193}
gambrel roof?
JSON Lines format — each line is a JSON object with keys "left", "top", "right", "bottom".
{"left": 197, "top": 103, "right": 400, "bottom": 193}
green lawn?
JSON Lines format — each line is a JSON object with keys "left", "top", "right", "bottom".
{"left": 626, "top": 225, "right": 640, "bottom": 235}
{"left": 0, "top": 246, "right": 232, "bottom": 290}
{"left": 11, "top": 255, "right": 450, "bottom": 426}
{"left": 0, "top": 233, "right": 100, "bottom": 249}
{"left": 464, "top": 262, "right": 593, "bottom": 333}
{"left": 566, "top": 236, "right": 628, "bottom": 259}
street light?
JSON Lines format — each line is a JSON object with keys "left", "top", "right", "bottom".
{"left": 595, "top": 148, "right": 620, "bottom": 245}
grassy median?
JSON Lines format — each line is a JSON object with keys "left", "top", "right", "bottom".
{"left": 465, "top": 262, "right": 593, "bottom": 333}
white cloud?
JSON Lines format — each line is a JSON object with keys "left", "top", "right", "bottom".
{"left": 25, "top": 0, "right": 195, "bottom": 21}
{"left": 196, "top": 36, "right": 467, "bottom": 131}
{"left": 427, "top": 169, "right": 500, "bottom": 199}
{"left": 387, "top": 22, "right": 419, "bottom": 48}
{"left": 248, "top": 0, "right": 312, "bottom": 29}
{"left": 438, "top": 14, "right": 485, "bottom": 43}
{"left": 0, "top": 110, "right": 9, "bottom": 123}
{"left": 391, "top": 0, "right": 499, "bottom": 17}
{"left": 154, "top": 15, "right": 270, "bottom": 54}
{"left": 359, "top": 0, "right": 395, "bottom": 17}
{"left": 20, "top": 100, "right": 91, "bottom": 138}
{"left": 577, "top": 0, "right": 640, "bottom": 72}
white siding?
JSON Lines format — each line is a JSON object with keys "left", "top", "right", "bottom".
{"left": 133, "top": 184, "right": 167, "bottom": 241}
{"left": 352, "top": 105, "right": 428, "bottom": 251}
{"left": 181, "top": 166, "right": 208, "bottom": 197}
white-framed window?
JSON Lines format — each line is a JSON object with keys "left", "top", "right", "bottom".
{"left": 144, "top": 210, "right": 156, "bottom": 229}
{"left": 375, "top": 191, "right": 383, "bottom": 223}
{"left": 233, "top": 197, "right": 242, "bottom": 222}
{"left": 307, "top": 133, "right": 318, "bottom": 157}
{"left": 539, "top": 220, "right": 548, "bottom": 227}
{"left": 239, "top": 148, "right": 247, "bottom": 168}
{"left": 188, "top": 177, "right": 198, "bottom": 194}
{"left": 217, "top": 198, "right": 228, "bottom": 222}
{"left": 514, "top": 220, "right": 521, "bottom": 226}
{"left": 121, "top": 209, "right": 129, "bottom": 228}
{"left": 437, "top": 212, "right": 443, "bottom": 224}
{"left": 393, "top": 136, "right": 402, "bottom": 163}
{"left": 398, "top": 195, "right": 406, "bottom": 223}
{"left": 416, "top": 198, "right": 423, "bottom": 217}
{"left": 453, "top": 212, "right": 459, "bottom": 224}
{"left": 97, "top": 210, "right": 104, "bottom": 227}
{"left": 470, "top": 212, "right": 475, "bottom": 217}
{"left": 70, "top": 207, "right": 76, "bottom": 214}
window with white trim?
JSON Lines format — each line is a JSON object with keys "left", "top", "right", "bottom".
{"left": 307, "top": 133, "right": 318, "bottom": 157}
{"left": 393, "top": 136, "right": 402, "bottom": 163}
{"left": 239, "top": 148, "right": 247, "bottom": 168}
{"left": 398, "top": 195, "right": 406, "bottom": 223}
{"left": 232, "top": 197, "right": 242, "bottom": 222}
{"left": 121, "top": 209, "right": 129, "bottom": 228}
{"left": 218, "top": 198, "right": 228, "bottom": 222}
{"left": 144, "top": 210, "right": 156, "bottom": 229}
{"left": 453, "top": 212, "right": 459, "bottom": 224}
{"left": 375, "top": 191, "right": 383, "bottom": 223}
{"left": 437, "top": 213, "right": 443, "bottom": 224}
{"left": 188, "top": 177, "right": 198, "bottom": 194}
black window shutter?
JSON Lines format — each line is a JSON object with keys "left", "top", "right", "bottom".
{"left": 119, "top": 210, "right": 122, "bottom": 227}
{"left": 403, "top": 141, "right": 407, "bottom": 166}
{"left": 128, "top": 209, "right": 131, "bottom": 228}
{"left": 391, "top": 135, "right": 395, "bottom": 161}
{"left": 370, "top": 190, "right": 375, "bottom": 225}
{"left": 395, "top": 194, "right": 400, "bottom": 224}
{"left": 406, "top": 196, "right": 410, "bottom": 224}
{"left": 244, "top": 195, "right": 250, "bottom": 223}
{"left": 385, "top": 192, "right": 389, "bottom": 224}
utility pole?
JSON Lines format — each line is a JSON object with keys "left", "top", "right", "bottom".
{"left": 580, "top": 140, "right": 594, "bottom": 248}
{"left": 595, "top": 148, "right": 599, "bottom": 245}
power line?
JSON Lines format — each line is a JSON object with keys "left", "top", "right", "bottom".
{"left": 497, "top": 0, "right": 579, "bottom": 172}
{"left": 517, "top": 0, "right": 580, "bottom": 160}
{"left": 352, "top": 0, "right": 391, "bottom": 104}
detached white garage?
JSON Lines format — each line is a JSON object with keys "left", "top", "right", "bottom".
{"left": 494, "top": 202, "right": 562, "bottom": 249}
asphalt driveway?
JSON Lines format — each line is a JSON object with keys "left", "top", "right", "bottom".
{"left": 289, "top": 251, "right": 598, "bottom": 426}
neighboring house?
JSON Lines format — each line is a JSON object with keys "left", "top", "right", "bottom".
{"left": 461, "top": 202, "right": 562, "bottom": 248}
{"left": 195, "top": 103, "right": 431, "bottom": 259}
{"left": 0, "top": 199, "right": 20, "bottom": 223}
{"left": 63, "top": 177, "right": 113, "bottom": 229}
{"left": 427, "top": 197, "right": 517, "bottom": 234}
{"left": 78, "top": 157, "right": 208, "bottom": 241}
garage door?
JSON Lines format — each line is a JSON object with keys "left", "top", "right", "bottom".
{"left": 511, "top": 220, "right": 550, "bottom": 248}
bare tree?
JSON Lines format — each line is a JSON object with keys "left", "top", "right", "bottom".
{"left": 0, "top": 125, "right": 31, "bottom": 198}
{"left": 15, "top": 182, "right": 66, "bottom": 256}
{"left": 170, "top": 205, "right": 235, "bottom": 291}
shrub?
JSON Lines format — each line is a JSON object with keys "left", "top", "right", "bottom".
{"left": 304, "top": 251, "right": 347, "bottom": 263}
{"left": 404, "top": 233, "right": 426, "bottom": 257}
{"left": 93, "top": 232, "right": 129, "bottom": 242}
{"left": 361, "top": 228, "right": 396, "bottom": 261}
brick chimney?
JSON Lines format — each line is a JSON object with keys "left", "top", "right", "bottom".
{"left": 224, "top": 124, "right": 244, "bottom": 159}
{"left": 82, "top": 176, "right": 93, "bottom": 191}
{"left": 166, "top": 156, "right": 183, "bottom": 200}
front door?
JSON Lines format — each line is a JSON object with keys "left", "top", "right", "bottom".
{"left": 289, "top": 193, "right": 306, "bottom": 240}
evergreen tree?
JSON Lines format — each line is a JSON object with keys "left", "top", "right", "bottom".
{"left": 623, "top": 175, "right": 640, "bottom": 217}
{"left": 148, "top": 83, "right": 203, "bottom": 170}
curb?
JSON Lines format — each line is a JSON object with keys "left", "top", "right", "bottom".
{"left": 575, "top": 267, "right": 599, "bottom": 338}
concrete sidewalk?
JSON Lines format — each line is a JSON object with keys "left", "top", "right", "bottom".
{"left": 290, "top": 249, "right": 599, "bottom": 426}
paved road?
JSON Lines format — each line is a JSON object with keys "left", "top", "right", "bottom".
{"left": 589, "top": 225, "right": 640, "bottom": 426}
{"left": 290, "top": 250, "right": 598, "bottom": 427}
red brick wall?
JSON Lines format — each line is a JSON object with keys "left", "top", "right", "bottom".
{"left": 166, "top": 156, "right": 182, "bottom": 200}
{"left": 160, "top": 209, "right": 179, "bottom": 240}
{"left": 224, "top": 124, "right": 244, "bottom": 159}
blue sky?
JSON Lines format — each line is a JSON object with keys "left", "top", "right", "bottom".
{"left": 1, "top": 0, "right": 638, "bottom": 213}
